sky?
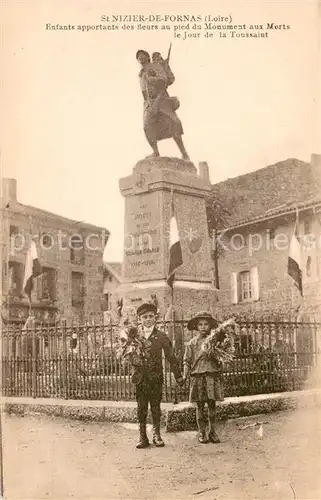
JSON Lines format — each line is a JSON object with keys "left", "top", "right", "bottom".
{"left": 1, "top": 0, "right": 320, "bottom": 260}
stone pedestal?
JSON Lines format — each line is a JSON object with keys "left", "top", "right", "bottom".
{"left": 115, "top": 157, "right": 218, "bottom": 317}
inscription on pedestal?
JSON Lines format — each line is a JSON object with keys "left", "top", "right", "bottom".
{"left": 123, "top": 192, "right": 162, "bottom": 280}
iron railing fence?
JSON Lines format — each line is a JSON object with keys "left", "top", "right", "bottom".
{"left": 2, "top": 320, "right": 320, "bottom": 401}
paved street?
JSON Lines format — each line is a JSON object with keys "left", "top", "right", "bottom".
{"left": 2, "top": 407, "right": 321, "bottom": 500}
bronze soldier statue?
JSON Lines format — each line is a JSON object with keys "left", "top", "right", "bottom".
{"left": 136, "top": 49, "right": 190, "bottom": 160}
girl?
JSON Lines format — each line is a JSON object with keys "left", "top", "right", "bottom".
{"left": 183, "top": 311, "right": 224, "bottom": 444}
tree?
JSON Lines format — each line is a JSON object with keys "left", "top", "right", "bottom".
{"left": 206, "top": 190, "right": 231, "bottom": 260}
{"left": 206, "top": 190, "right": 231, "bottom": 232}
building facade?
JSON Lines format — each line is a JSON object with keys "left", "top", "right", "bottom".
{"left": 100, "top": 155, "right": 321, "bottom": 322}
{"left": 210, "top": 155, "right": 321, "bottom": 320}
{"left": 1, "top": 178, "right": 109, "bottom": 325}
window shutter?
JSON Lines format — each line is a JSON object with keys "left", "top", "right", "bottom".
{"left": 37, "top": 273, "right": 43, "bottom": 300}
{"left": 17, "top": 263, "right": 24, "bottom": 296}
{"left": 51, "top": 269, "right": 57, "bottom": 301}
{"left": 250, "top": 266, "right": 260, "bottom": 301}
{"left": 231, "top": 272, "right": 238, "bottom": 304}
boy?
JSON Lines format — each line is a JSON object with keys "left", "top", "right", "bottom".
{"left": 183, "top": 311, "right": 224, "bottom": 444}
{"left": 134, "top": 302, "right": 183, "bottom": 449}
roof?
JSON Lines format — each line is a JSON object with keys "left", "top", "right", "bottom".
{"left": 211, "top": 158, "right": 321, "bottom": 230}
{"left": 1, "top": 200, "right": 109, "bottom": 234}
{"left": 222, "top": 197, "right": 321, "bottom": 232}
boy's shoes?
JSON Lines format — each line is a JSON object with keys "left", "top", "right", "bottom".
{"left": 136, "top": 438, "right": 149, "bottom": 449}
{"left": 136, "top": 424, "right": 150, "bottom": 449}
{"left": 153, "top": 424, "right": 165, "bottom": 447}
{"left": 198, "top": 432, "right": 209, "bottom": 444}
{"left": 153, "top": 435, "right": 165, "bottom": 447}
{"left": 208, "top": 431, "right": 221, "bottom": 443}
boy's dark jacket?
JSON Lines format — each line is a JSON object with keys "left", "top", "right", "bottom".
{"left": 131, "top": 327, "right": 182, "bottom": 385}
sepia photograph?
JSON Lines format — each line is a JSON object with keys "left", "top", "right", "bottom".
{"left": 1, "top": 0, "right": 321, "bottom": 499}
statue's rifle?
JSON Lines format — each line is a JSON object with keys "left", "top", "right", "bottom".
{"left": 166, "top": 42, "right": 172, "bottom": 65}
{"left": 164, "top": 42, "right": 176, "bottom": 88}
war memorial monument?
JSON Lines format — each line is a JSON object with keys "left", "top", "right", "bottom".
{"left": 113, "top": 48, "right": 217, "bottom": 316}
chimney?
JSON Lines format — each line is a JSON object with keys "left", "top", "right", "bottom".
{"left": 199, "top": 161, "right": 210, "bottom": 183}
{"left": 2, "top": 178, "right": 17, "bottom": 203}
{"left": 310, "top": 154, "right": 321, "bottom": 168}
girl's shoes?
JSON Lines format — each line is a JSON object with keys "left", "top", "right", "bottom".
{"left": 208, "top": 431, "right": 221, "bottom": 443}
{"left": 198, "top": 431, "right": 209, "bottom": 444}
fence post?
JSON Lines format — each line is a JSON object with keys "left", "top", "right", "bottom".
{"left": 32, "top": 323, "right": 37, "bottom": 398}
{"left": 62, "top": 319, "right": 68, "bottom": 399}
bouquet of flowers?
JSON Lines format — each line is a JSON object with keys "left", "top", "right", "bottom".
{"left": 201, "top": 318, "right": 236, "bottom": 364}
{"left": 111, "top": 299, "right": 158, "bottom": 368}
{"left": 116, "top": 326, "right": 151, "bottom": 367}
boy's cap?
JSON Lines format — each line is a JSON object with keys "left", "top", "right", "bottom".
{"left": 136, "top": 302, "right": 157, "bottom": 317}
{"left": 187, "top": 311, "right": 219, "bottom": 331}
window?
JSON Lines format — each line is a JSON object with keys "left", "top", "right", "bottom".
{"left": 9, "top": 226, "right": 21, "bottom": 255}
{"left": 231, "top": 267, "right": 259, "bottom": 304}
{"left": 72, "top": 271, "right": 85, "bottom": 306}
{"left": 37, "top": 267, "right": 57, "bottom": 301}
{"left": 8, "top": 261, "right": 24, "bottom": 296}
{"left": 10, "top": 225, "right": 19, "bottom": 236}
{"left": 70, "top": 235, "right": 85, "bottom": 264}
{"left": 103, "top": 293, "right": 109, "bottom": 311}
{"left": 41, "top": 233, "right": 53, "bottom": 249}
{"left": 239, "top": 271, "right": 252, "bottom": 301}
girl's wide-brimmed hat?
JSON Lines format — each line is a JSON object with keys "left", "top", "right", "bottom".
{"left": 187, "top": 311, "right": 219, "bottom": 331}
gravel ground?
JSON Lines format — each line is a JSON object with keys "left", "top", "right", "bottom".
{"left": 2, "top": 407, "right": 321, "bottom": 500}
